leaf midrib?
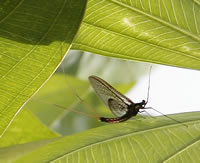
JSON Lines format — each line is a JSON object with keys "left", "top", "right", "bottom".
{"left": 73, "top": 42, "right": 200, "bottom": 69}
{"left": 163, "top": 136, "right": 200, "bottom": 162}
{"left": 52, "top": 119, "right": 200, "bottom": 162}
{"left": 75, "top": 23, "right": 200, "bottom": 62}
{"left": 111, "top": 0, "right": 200, "bottom": 42}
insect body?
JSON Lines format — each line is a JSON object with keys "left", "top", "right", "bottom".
{"left": 89, "top": 76, "right": 147, "bottom": 123}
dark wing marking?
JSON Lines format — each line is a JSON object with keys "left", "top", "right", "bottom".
{"left": 88, "top": 75, "right": 134, "bottom": 117}
{"left": 108, "top": 98, "right": 127, "bottom": 116}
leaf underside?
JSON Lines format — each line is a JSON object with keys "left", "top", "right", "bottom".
{"left": 9, "top": 112, "right": 200, "bottom": 163}
{"left": 73, "top": 0, "right": 200, "bottom": 70}
{"left": 0, "top": 0, "right": 87, "bottom": 136}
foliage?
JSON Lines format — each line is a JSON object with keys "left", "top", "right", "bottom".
{"left": 0, "top": 0, "right": 199, "bottom": 162}
{"left": 1, "top": 112, "right": 200, "bottom": 162}
{"left": 73, "top": 0, "right": 200, "bottom": 70}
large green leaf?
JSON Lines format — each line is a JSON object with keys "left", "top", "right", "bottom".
{"left": 73, "top": 0, "right": 200, "bottom": 70}
{"left": 0, "top": 108, "right": 59, "bottom": 163}
{"left": 0, "top": 108, "right": 58, "bottom": 148}
{"left": 4, "top": 112, "right": 199, "bottom": 162}
{"left": 0, "top": 138, "right": 58, "bottom": 163}
{"left": 0, "top": 0, "right": 87, "bottom": 136}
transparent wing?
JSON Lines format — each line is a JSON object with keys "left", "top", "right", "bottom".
{"left": 88, "top": 75, "right": 134, "bottom": 117}
{"left": 107, "top": 98, "right": 128, "bottom": 116}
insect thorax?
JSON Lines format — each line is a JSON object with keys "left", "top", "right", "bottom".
{"left": 126, "top": 104, "right": 139, "bottom": 116}
{"left": 127, "top": 100, "right": 146, "bottom": 116}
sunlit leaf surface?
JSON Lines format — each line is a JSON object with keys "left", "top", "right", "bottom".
{"left": 0, "top": 108, "right": 58, "bottom": 148}
{"left": 0, "top": 0, "right": 87, "bottom": 136}
{"left": 6, "top": 112, "right": 200, "bottom": 163}
{"left": 73, "top": 0, "right": 200, "bottom": 70}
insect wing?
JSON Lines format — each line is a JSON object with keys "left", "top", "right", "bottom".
{"left": 107, "top": 98, "right": 128, "bottom": 117}
{"left": 88, "top": 76, "right": 134, "bottom": 117}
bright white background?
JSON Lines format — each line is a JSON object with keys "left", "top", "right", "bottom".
{"left": 128, "top": 65, "right": 200, "bottom": 116}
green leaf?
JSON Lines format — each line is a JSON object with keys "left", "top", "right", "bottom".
{"left": 0, "top": 108, "right": 59, "bottom": 163}
{"left": 0, "top": 138, "right": 58, "bottom": 163}
{"left": 0, "top": 0, "right": 87, "bottom": 136}
{"left": 9, "top": 112, "right": 200, "bottom": 162}
{"left": 0, "top": 108, "right": 58, "bottom": 148}
{"left": 73, "top": 0, "right": 200, "bottom": 70}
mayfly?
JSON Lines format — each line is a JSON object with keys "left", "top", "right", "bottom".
{"left": 54, "top": 75, "right": 146, "bottom": 123}
{"left": 88, "top": 75, "right": 147, "bottom": 123}
{"left": 88, "top": 71, "right": 186, "bottom": 125}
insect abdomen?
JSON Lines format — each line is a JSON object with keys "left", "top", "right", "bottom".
{"left": 99, "top": 116, "right": 130, "bottom": 123}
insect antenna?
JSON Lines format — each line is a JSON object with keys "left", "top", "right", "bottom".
{"left": 60, "top": 61, "right": 100, "bottom": 119}
{"left": 144, "top": 66, "right": 187, "bottom": 127}
{"left": 145, "top": 65, "right": 152, "bottom": 105}
{"left": 139, "top": 65, "right": 155, "bottom": 118}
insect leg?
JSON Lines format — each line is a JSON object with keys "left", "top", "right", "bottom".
{"left": 139, "top": 110, "right": 155, "bottom": 118}
{"left": 145, "top": 107, "right": 187, "bottom": 127}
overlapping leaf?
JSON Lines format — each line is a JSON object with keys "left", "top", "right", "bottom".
{"left": 73, "top": 0, "right": 200, "bottom": 70}
{"left": 0, "top": 0, "right": 87, "bottom": 136}
{"left": 0, "top": 108, "right": 58, "bottom": 148}
{"left": 0, "top": 108, "right": 58, "bottom": 163}
{"left": 4, "top": 112, "right": 199, "bottom": 163}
